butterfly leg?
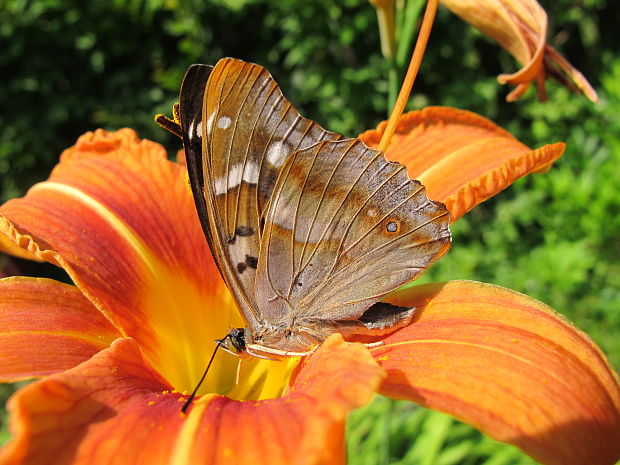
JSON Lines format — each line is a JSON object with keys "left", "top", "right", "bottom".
{"left": 245, "top": 343, "right": 317, "bottom": 359}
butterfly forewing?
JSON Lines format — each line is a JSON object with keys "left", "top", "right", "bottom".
{"left": 179, "top": 64, "right": 215, "bottom": 253}
{"left": 183, "top": 58, "right": 342, "bottom": 328}
{"left": 254, "top": 138, "right": 451, "bottom": 324}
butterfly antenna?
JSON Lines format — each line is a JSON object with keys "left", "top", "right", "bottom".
{"left": 181, "top": 335, "right": 229, "bottom": 413}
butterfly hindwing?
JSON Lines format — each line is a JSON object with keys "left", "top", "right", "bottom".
{"left": 254, "top": 138, "right": 451, "bottom": 326}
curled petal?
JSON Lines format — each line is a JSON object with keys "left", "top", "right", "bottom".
{"left": 439, "top": 0, "right": 597, "bottom": 102}
{"left": 1, "top": 335, "right": 383, "bottom": 465}
{"left": 0, "top": 129, "right": 242, "bottom": 394}
{"left": 359, "top": 107, "right": 565, "bottom": 221}
{"left": 0, "top": 277, "right": 120, "bottom": 381}
{"left": 0, "top": 235, "right": 40, "bottom": 262}
{"left": 373, "top": 280, "right": 620, "bottom": 465}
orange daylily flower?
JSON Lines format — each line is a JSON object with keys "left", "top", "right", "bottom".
{"left": 0, "top": 127, "right": 619, "bottom": 465}
{"left": 439, "top": 0, "right": 598, "bottom": 102}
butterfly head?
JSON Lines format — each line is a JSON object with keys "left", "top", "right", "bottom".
{"left": 218, "top": 327, "right": 249, "bottom": 357}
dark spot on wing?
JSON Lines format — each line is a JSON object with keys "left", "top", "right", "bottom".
{"left": 237, "top": 262, "right": 247, "bottom": 274}
{"left": 235, "top": 226, "right": 254, "bottom": 237}
{"left": 385, "top": 219, "right": 400, "bottom": 234}
{"left": 359, "top": 302, "right": 412, "bottom": 323}
{"left": 245, "top": 255, "right": 258, "bottom": 269}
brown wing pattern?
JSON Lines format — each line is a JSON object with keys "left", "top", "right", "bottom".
{"left": 195, "top": 58, "right": 341, "bottom": 326}
{"left": 254, "top": 139, "right": 451, "bottom": 324}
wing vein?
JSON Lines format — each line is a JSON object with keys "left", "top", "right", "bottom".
{"left": 293, "top": 140, "right": 358, "bottom": 293}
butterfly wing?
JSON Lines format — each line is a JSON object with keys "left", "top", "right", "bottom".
{"left": 179, "top": 58, "right": 342, "bottom": 328}
{"left": 254, "top": 138, "right": 451, "bottom": 326}
{"left": 179, "top": 64, "right": 215, "bottom": 254}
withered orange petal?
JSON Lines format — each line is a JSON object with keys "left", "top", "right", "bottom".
{"left": 0, "top": 277, "right": 120, "bottom": 381}
{"left": 1, "top": 335, "right": 383, "bottom": 465}
{"left": 439, "top": 0, "right": 597, "bottom": 102}
{"left": 359, "top": 107, "right": 565, "bottom": 221}
{"left": 373, "top": 280, "right": 620, "bottom": 465}
{"left": 440, "top": 0, "right": 547, "bottom": 86}
{"left": 178, "top": 334, "right": 384, "bottom": 465}
{"left": 0, "top": 129, "right": 226, "bottom": 382}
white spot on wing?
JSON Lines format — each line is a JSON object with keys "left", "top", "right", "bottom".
{"left": 214, "top": 162, "right": 260, "bottom": 195}
{"left": 266, "top": 142, "right": 286, "bottom": 168}
{"left": 242, "top": 161, "right": 259, "bottom": 184}
{"left": 218, "top": 116, "right": 231, "bottom": 129}
{"left": 188, "top": 120, "right": 195, "bottom": 140}
{"left": 207, "top": 113, "right": 215, "bottom": 133}
{"left": 196, "top": 120, "right": 203, "bottom": 136}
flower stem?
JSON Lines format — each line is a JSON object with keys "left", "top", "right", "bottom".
{"left": 379, "top": 0, "right": 438, "bottom": 153}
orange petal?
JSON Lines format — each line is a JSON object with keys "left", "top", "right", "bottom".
{"left": 1, "top": 338, "right": 182, "bottom": 465}
{"left": 0, "top": 276, "right": 120, "bottom": 381}
{"left": 359, "top": 107, "right": 565, "bottom": 221}
{"left": 1, "top": 335, "right": 383, "bottom": 465}
{"left": 372, "top": 280, "right": 620, "bottom": 465}
{"left": 180, "top": 334, "right": 384, "bottom": 465}
{"left": 0, "top": 129, "right": 240, "bottom": 394}
{"left": 439, "top": 0, "right": 597, "bottom": 102}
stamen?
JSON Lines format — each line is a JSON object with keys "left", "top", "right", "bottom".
{"left": 379, "top": 0, "right": 439, "bottom": 153}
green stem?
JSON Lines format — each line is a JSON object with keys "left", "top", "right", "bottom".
{"left": 396, "top": 0, "right": 426, "bottom": 68}
{"left": 388, "top": 58, "right": 400, "bottom": 114}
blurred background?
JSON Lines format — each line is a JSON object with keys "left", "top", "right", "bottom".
{"left": 1, "top": 0, "right": 619, "bottom": 463}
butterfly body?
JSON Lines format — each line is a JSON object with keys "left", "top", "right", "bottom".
{"left": 174, "top": 58, "right": 451, "bottom": 359}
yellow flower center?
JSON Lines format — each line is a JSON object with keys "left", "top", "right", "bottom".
{"left": 141, "top": 256, "right": 298, "bottom": 400}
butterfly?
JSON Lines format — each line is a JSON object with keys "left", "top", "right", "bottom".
{"left": 158, "top": 58, "right": 451, "bottom": 360}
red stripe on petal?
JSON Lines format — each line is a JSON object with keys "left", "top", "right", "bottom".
{"left": 373, "top": 281, "right": 620, "bottom": 465}
{"left": 0, "top": 277, "right": 120, "bottom": 381}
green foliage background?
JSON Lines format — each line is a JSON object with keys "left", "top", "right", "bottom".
{"left": 1, "top": 0, "right": 619, "bottom": 463}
